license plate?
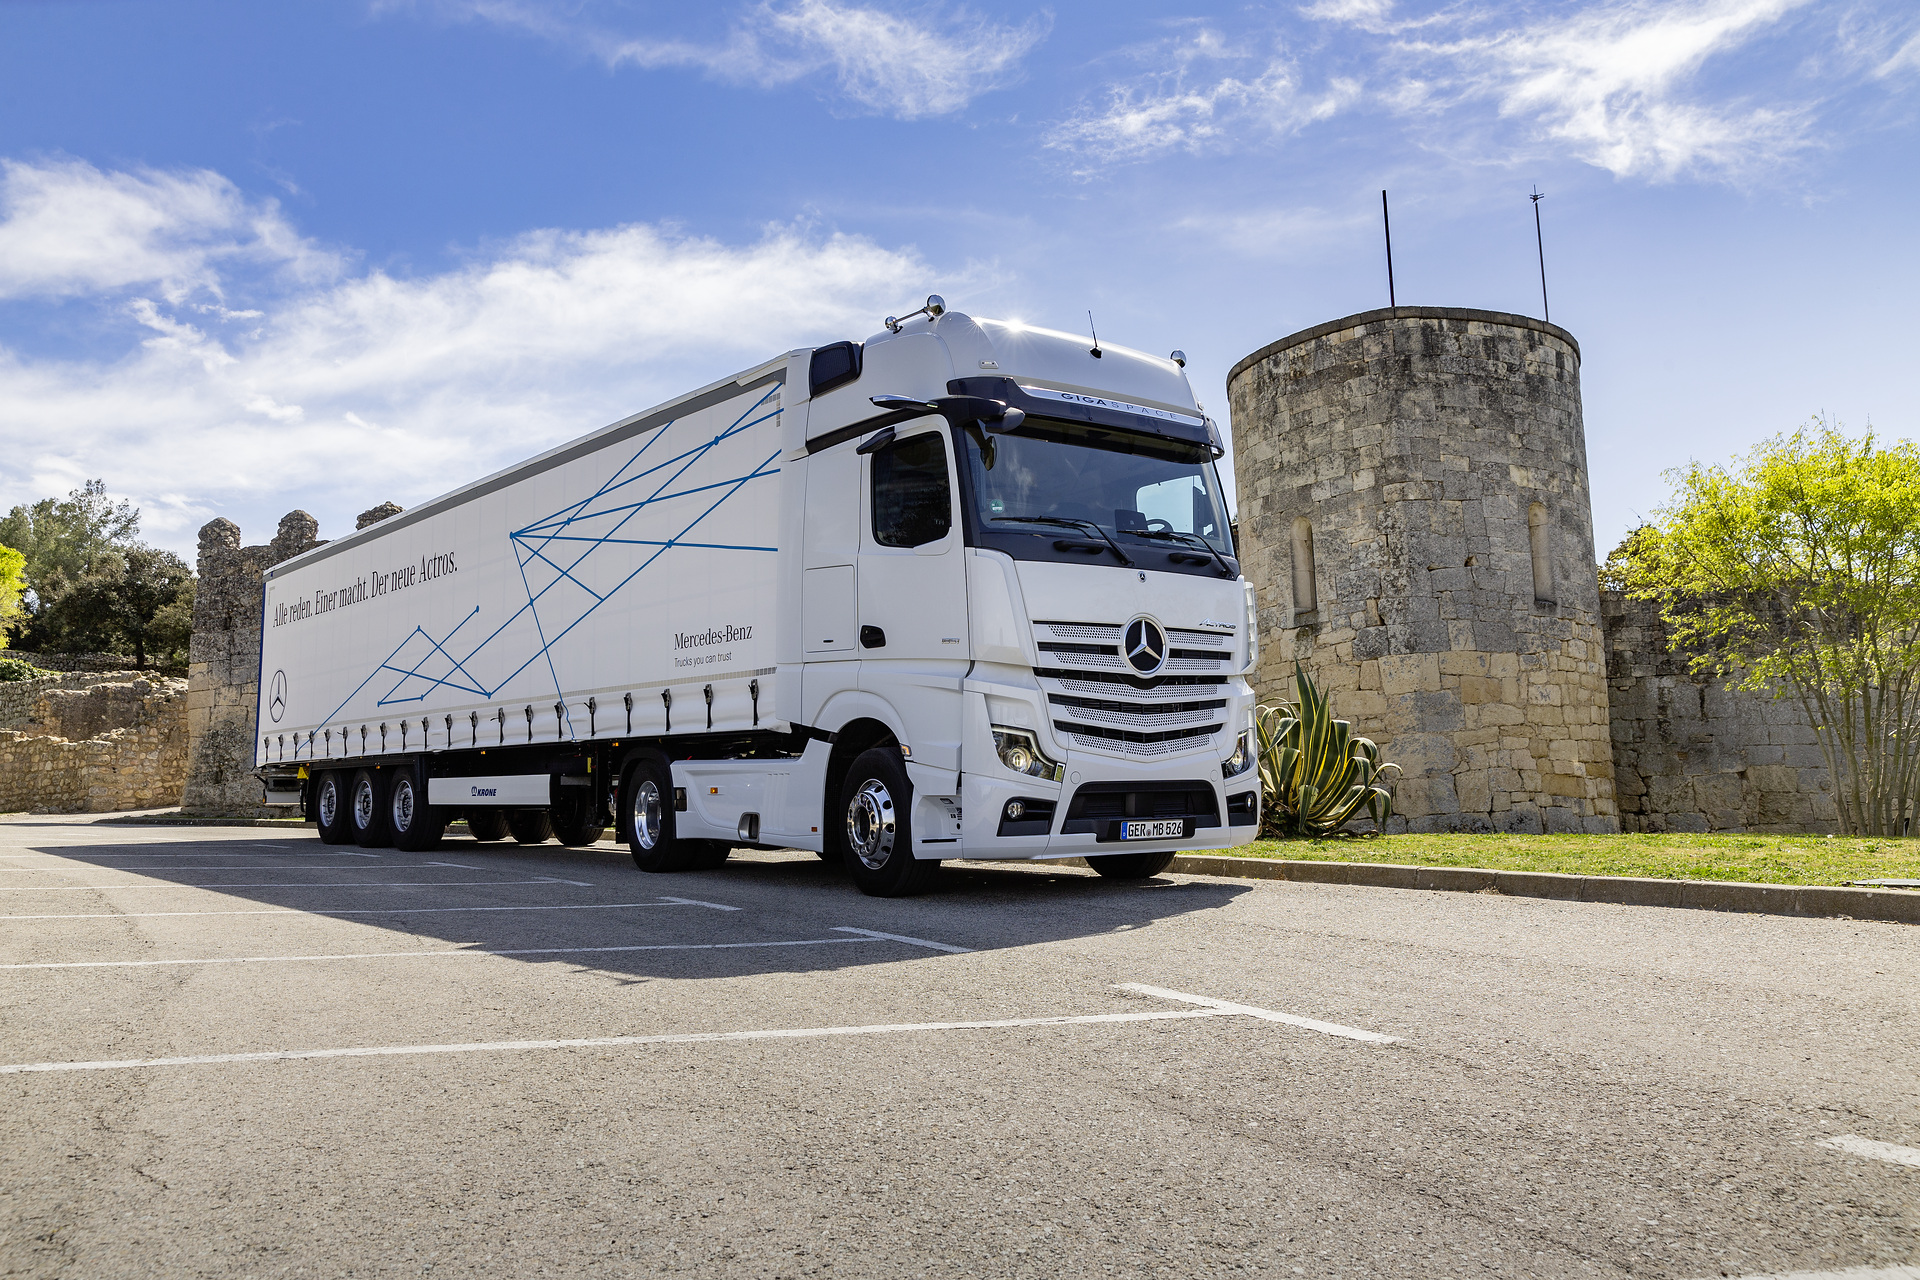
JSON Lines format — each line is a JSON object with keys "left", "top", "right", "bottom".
{"left": 1120, "top": 819, "right": 1185, "bottom": 841}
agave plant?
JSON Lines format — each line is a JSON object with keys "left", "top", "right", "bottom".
{"left": 1256, "top": 663, "right": 1401, "bottom": 837}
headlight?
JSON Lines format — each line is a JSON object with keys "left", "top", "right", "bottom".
{"left": 1222, "top": 730, "right": 1255, "bottom": 778}
{"left": 992, "top": 726, "right": 1064, "bottom": 782}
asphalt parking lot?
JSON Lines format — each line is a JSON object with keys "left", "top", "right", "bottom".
{"left": 0, "top": 818, "right": 1915, "bottom": 1280}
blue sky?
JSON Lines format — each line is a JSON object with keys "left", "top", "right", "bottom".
{"left": 0, "top": 0, "right": 1915, "bottom": 558}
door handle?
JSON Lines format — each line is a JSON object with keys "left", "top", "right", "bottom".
{"left": 860, "top": 626, "right": 887, "bottom": 649}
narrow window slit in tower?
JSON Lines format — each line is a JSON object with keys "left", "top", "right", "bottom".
{"left": 1290, "top": 517, "right": 1319, "bottom": 623}
{"left": 1528, "top": 502, "right": 1555, "bottom": 607}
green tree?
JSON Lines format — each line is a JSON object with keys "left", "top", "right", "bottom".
{"left": 0, "top": 479, "right": 140, "bottom": 593}
{"left": 1615, "top": 419, "right": 1920, "bottom": 836}
{"left": 35, "top": 546, "right": 195, "bottom": 668}
{"left": 0, "top": 543, "right": 24, "bottom": 647}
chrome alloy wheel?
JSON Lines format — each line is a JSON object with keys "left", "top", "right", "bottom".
{"left": 630, "top": 779, "right": 664, "bottom": 850}
{"left": 352, "top": 777, "right": 376, "bottom": 831}
{"left": 390, "top": 776, "right": 415, "bottom": 833}
{"left": 846, "top": 778, "right": 897, "bottom": 871}
{"left": 316, "top": 777, "right": 339, "bottom": 828}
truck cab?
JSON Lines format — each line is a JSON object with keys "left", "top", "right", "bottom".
{"left": 773, "top": 309, "right": 1260, "bottom": 888}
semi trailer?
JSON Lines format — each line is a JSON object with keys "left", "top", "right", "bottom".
{"left": 256, "top": 298, "right": 1261, "bottom": 895}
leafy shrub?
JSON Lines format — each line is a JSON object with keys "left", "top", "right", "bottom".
{"left": 0, "top": 656, "right": 51, "bottom": 683}
{"left": 1256, "top": 664, "right": 1400, "bottom": 837}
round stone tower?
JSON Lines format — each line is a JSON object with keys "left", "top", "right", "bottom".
{"left": 1228, "top": 306, "right": 1616, "bottom": 833}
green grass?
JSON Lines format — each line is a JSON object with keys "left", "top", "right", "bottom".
{"left": 1211, "top": 832, "right": 1920, "bottom": 887}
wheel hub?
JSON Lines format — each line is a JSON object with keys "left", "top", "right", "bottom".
{"left": 631, "top": 780, "right": 663, "bottom": 850}
{"left": 353, "top": 780, "right": 374, "bottom": 830}
{"left": 847, "top": 779, "right": 896, "bottom": 871}
{"left": 391, "top": 778, "right": 414, "bottom": 832}
{"left": 317, "top": 779, "right": 338, "bottom": 828}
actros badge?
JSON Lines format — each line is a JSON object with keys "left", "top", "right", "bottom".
{"left": 268, "top": 669, "right": 288, "bottom": 723}
{"left": 1123, "top": 617, "right": 1168, "bottom": 676}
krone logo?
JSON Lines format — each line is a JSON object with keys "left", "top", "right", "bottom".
{"left": 268, "top": 669, "right": 288, "bottom": 723}
{"left": 1123, "top": 616, "right": 1168, "bottom": 676}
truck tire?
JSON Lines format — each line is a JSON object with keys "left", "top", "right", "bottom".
{"left": 1086, "top": 849, "right": 1178, "bottom": 880}
{"left": 506, "top": 810, "right": 553, "bottom": 844}
{"left": 465, "top": 810, "right": 508, "bottom": 841}
{"left": 389, "top": 770, "right": 445, "bottom": 852}
{"left": 621, "top": 756, "right": 697, "bottom": 873}
{"left": 351, "top": 769, "right": 393, "bottom": 847}
{"left": 314, "top": 770, "right": 353, "bottom": 845}
{"left": 550, "top": 799, "right": 605, "bottom": 847}
{"left": 689, "top": 841, "right": 732, "bottom": 869}
{"left": 839, "top": 747, "right": 937, "bottom": 897}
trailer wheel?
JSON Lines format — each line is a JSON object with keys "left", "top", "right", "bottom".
{"left": 839, "top": 748, "right": 937, "bottom": 897}
{"left": 550, "top": 796, "right": 605, "bottom": 847}
{"left": 314, "top": 771, "right": 353, "bottom": 845}
{"left": 1085, "top": 850, "right": 1178, "bottom": 880}
{"left": 351, "top": 769, "right": 393, "bottom": 848}
{"left": 621, "top": 756, "right": 694, "bottom": 873}
{"left": 465, "top": 810, "right": 509, "bottom": 842}
{"left": 506, "top": 810, "right": 553, "bottom": 844}
{"left": 389, "top": 771, "right": 445, "bottom": 851}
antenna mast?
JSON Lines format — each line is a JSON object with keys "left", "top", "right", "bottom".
{"left": 1531, "top": 187, "right": 1549, "bottom": 322}
{"left": 1381, "top": 190, "right": 1396, "bottom": 308}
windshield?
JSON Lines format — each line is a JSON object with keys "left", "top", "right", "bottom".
{"left": 954, "top": 417, "right": 1236, "bottom": 566}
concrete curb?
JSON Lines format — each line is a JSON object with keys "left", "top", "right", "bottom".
{"left": 1165, "top": 855, "right": 1920, "bottom": 925}
{"left": 95, "top": 814, "right": 312, "bottom": 828}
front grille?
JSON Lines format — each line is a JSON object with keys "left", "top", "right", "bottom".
{"left": 1032, "top": 619, "right": 1232, "bottom": 757}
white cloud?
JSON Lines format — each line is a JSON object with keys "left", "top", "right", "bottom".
{"left": 0, "top": 159, "right": 957, "bottom": 551}
{"left": 1428, "top": 0, "right": 1815, "bottom": 180}
{"left": 1051, "top": 0, "right": 1829, "bottom": 182}
{"left": 409, "top": 0, "right": 1049, "bottom": 119}
{"left": 0, "top": 158, "right": 337, "bottom": 302}
{"left": 1046, "top": 31, "right": 1359, "bottom": 164}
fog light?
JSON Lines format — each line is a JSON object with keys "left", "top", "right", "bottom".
{"left": 1005, "top": 800, "right": 1025, "bottom": 820}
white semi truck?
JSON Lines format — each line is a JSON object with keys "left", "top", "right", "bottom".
{"left": 256, "top": 299, "right": 1260, "bottom": 895}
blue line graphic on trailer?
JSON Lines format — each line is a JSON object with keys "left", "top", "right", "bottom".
{"left": 317, "top": 386, "right": 782, "bottom": 735}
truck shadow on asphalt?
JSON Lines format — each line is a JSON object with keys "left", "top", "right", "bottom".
{"left": 19, "top": 832, "right": 1251, "bottom": 981}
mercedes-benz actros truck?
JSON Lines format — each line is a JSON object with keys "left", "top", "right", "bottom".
{"left": 256, "top": 298, "right": 1261, "bottom": 895}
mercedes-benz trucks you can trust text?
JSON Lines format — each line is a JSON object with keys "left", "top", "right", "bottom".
{"left": 257, "top": 300, "right": 1261, "bottom": 895}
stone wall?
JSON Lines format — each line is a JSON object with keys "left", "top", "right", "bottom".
{"left": 0, "top": 676, "right": 189, "bottom": 813}
{"left": 1602, "top": 590, "right": 1835, "bottom": 833}
{"left": 180, "top": 512, "right": 321, "bottom": 816}
{"left": 1229, "top": 307, "right": 1616, "bottom": 834}
{"left": 1, "top": 669, "right": 146, "bottom": 729}
{"left": 2, "top": 650, "right": 152, "bottom": 674}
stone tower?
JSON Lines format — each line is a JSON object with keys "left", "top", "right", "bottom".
{"left": 1228, "top": 306, "right": 1616, "bottom": 833}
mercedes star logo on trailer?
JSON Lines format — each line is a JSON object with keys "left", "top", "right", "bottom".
{"left": 1123, "top": 617, "right": 1168, "bottom": 676}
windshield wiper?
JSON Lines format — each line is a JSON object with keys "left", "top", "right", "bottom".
{"left": 991, "top": 516, "right": 1134, "bottom": 567}
{"left": 1123, "top": 528, "right": 1235, "bottom": 577}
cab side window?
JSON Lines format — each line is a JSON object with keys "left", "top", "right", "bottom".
{"left": 871, "top": 433, "right": 952, "bottom": 548}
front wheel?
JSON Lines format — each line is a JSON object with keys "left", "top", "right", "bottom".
{"left": 839, "top": 747, "right": 936, "bottom": 897}
{"left": 1086, "top": 849, "right": 1178, "bottom": 880}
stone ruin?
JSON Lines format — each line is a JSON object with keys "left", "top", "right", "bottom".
{"left": 180, "top": 504, "right": 397, "bottom": 817}
{"left": 0, "top": 669, "right": 189, "bottom": 813}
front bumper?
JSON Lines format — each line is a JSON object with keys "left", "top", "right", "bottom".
{"left": 952, "top": 679, "right": 1260, "bottom": 860}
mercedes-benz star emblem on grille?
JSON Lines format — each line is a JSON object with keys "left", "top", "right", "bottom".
{"left": 1123, "top": 617, "right": 1168, "bottom": 676}
{"left": 268, "top": 669, "right": 288, "bottom": 723}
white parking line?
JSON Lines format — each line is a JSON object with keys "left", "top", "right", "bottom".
{"left": 1819, "top": 1135, "right": 1920, "bottom": 1169}
{"left": 0, "top": 986, "right": 1392, "bottom": 1075}
{"left": 0, "top": 1008, "right": 1238, "bottom": 1075}
{"left": 0, "top": 851, "right": 382, "bottom": 860}
{"left": 1693, "top": 1267, "right": 1920, "bottom": 1279}
{"left": 1, "top": 899, "right": 740, "bottom": 921}
{"left": 0, "top": 864, "right": 503, "bottom": 872}
{"left": 1117, "top": 983, "right": 1404, "bottom": 1044}
{"left": 0, "top": 877, "right": 595, "bottom": 891}
{"left": 0, "top": 936, "right": 883, "bottom": 971}
{"left": 831, "top": 926, "right": 973, "bottom": 953}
